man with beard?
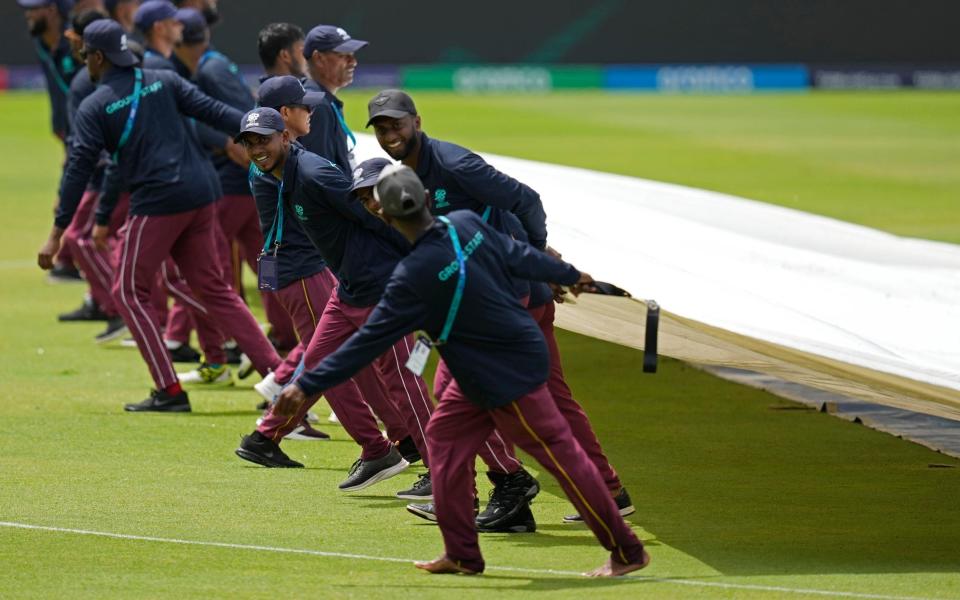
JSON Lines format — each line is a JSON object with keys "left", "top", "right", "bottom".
{"left": 368, "top": 89, "right": 636, "bottom": 531}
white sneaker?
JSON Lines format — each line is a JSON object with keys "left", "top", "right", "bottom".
{"left": 237, "top": 353, "right": 255, "bottom": 380}
{"left": 254, "top": 372, "right": 283, "bottom": 403}
{"left": 306, "top": 411, "right": 320, "bottom": 424}
{"left": 328, "top": 411, "right": 339, "bottom": 424}
{"left": 177, "top": 363, "right": 232, "bottom": 384}
{"left": 120, "top": 337, "right": 138, "bottom": 348}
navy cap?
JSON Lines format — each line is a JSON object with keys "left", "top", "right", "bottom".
{"left": 366, "top": 89, "right": 417, "bottom": 127}
{"left": 174, "top": 8, "right": 206, "bottom": 44}
{"left": 375, "top": 164, "right": 426, "bottom": 218}
{"left": 351, "top": 157, "right": 392, "bottom": 191}
{"left": 235, "top": 107, "right": 285, "bottom": 142}
{"left": 303, "top": 25, "right": 368, "bottom": 57}
{"left": 257, "top": 76, "right": 325, "bottom": 110}
{"left": 83, "top": 19, "right": 138, "bottom": 67}
{"left": 18, "top": 0, "right": 73, "bottom": 15}
{"left": 134, "top": 0, "right": 177, "bottom": 33}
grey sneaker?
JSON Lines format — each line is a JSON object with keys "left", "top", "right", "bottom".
{"left": 338, "top": 447, "right": 409, "bottom": 491}
{"left": 563, "top": 487, "right": 635, "bottom": 523}
{"left": 396, "top": 471, "right": 432, "bottom": 500}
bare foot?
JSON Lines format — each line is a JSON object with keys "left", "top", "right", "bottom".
{"left": 584, "top": 549, "right": 651, "bottom": 577}
{"left": 414, "top": 555, "right": 479, "bottom": 575}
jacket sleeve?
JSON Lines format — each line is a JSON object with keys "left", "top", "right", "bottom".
{"left": 296, "top": 272, "right": 426, "bottom": 396}
{"left": 450, "top": 152, "right": 548, "bottom": 250}
{"left": 167, "top": 72, "right": 245, "bottom": 135}
{"left": 485, "top": 221, "right": 580, "bottom": 286}
{"left": 94, "top": 159, "right": 124, "bottom": 226}
{"left": 55, "top": 102, "right": 104, "bottom": 229}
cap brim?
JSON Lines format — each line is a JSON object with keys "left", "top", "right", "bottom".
{"left": 234, "top": 126, "right": 281, "bottom": 142}
{"left": 301, "top": 90, "right": 325, "bottom": 107}
{"left": 17, "top": 0, "right": 52, "bottom": 8}
{"left": 105, "top": 49, "right": 138, "bottom": 68}
{"left": 365, "top": 109, "right": 413, "bottom": 128}
{"left": 351, "top": 174, "right": 380, "bottom": 191}
{"left": 333, "top": 39, "right": 368, "bottom": 53}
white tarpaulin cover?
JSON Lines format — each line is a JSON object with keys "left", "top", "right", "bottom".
{"left": 354, "top": 134, "right": 960, "bottom": 421}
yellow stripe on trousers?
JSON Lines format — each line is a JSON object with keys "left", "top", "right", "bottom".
{"left": 510, "top": 402, "right": 628, "bottom": 564}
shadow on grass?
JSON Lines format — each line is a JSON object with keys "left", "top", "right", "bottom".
{"left": 556, "top": 333, "right": 960, "bottom": 577}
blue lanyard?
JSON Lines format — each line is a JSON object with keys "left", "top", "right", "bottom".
{"left": 262, "top": 180, "right": 285, "bottom": 254}
{"left": 481, "top": 205, "right": 492, "bottom": 222}
{"left": 35, "top": 39, "right": 70, "bottom": 95}
{"left": 436, "top": 216, "right": 466, "bottom": 345}
{"left": 330, "top": 102, "right": 357, "bottom": 152}
{"left": 113, "top": 68, "right": 143, "bottom": 162}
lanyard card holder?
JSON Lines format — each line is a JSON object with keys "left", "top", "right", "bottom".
{"left": 405, "top": 216, "right": 467, "bottom": 376}
{"left": 257, "top": 252, "right": 279, "bottom": 291}
{"left": 258, "top": 181, "right": 285, "bottom": 292}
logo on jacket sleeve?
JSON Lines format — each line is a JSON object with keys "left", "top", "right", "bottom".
{"left": 433, "top": 188, "right": 450, "bottom": 209}
{"left": 294, "top": 204, "right": 306, "bottom": 220}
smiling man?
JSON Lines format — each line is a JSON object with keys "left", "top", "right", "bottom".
{"left": 298, "top": 24, "right": 367, "bottom": 171}
{"left": 234, "top": 107, "right": 432, "bottom": 496}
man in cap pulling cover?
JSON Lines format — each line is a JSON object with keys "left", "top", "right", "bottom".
{"left": 271, "top": 165, "right": 650, "bottom": 577}
{"left": 40, "top": 19, "right": 282, "bottom": 411}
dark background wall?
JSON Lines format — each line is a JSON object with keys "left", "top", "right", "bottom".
{"left": 1, "top": 0, "right": 958, "bottom": 65}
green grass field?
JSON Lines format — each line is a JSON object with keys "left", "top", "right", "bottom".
{"left": 1, "top": 91, "right": 959, "bottom": 599}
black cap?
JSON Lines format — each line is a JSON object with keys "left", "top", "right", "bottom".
{"left": 351, "top": 157, "right": 393, "bottom": 191}
{"left": 174, "top": 8, "right": 206, "bottom": 44}
{"left": 257, "top": 76, "right": 325, "bottom": 110}
{"left": 366, "top": 89, "right": 417, "bottom": 127}
{"left": 235, "top": 107, "right": 285, "bottom": 142}
{"left": 134, "top": 0, "right": 177, "bottom": 33}
{"left": 83, "top": 19, "right": 138, "bottom": 67}
{"left": 303, "top": 25, "right": 368, "bottom": 57}
{"left": 375, "top": 165, "right": 426, "bottom": 218}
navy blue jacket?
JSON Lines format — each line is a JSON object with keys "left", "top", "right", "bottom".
{"left": 57, "top": 66, "right": 245, "bottom": 229}
{"left": 297, "top": 210, "right": 580, "bottom": 408}
{"left": 415, "top": 133, "right": 548, "bottom": 250}
{"left": 298, "top": 79, "right": 353, "bottom": 172}
{"left": 248, "top": 161, "right": 328, "bottom": 289}
{"left": 193, "top": 49, "right": 255, "bottom": 197}
{"left": 34, "top": 34, "right": 78, "bottom": 140}
{"left": 253, "top": 144, "right": 408, "bottom": 306}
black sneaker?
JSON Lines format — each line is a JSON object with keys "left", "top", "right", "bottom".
{"left": 167, "top": 343, "right": 201, "bottom": 363}
{"left": 563, "top": 487, "right": 636, "bottom": 523}
{"left": 48, "top": 263, "right": 83, "bottom": 284}
{"left": 223, "top": 343, "right": 243, "bottom": 365}
{"left": 478, "top": 501, "right": 536, "bottom": 533}
{"left": 475, "top": 468, "right": 540, "bottom": 530}
{"left": 396, "top": 471, "right": 432, "bottom": 500}
{"left": 123, "top": 389, "right": 191, "bottom": 413}
{"left": 396, "top": 436, "right": 421, "bottom": 464}
{"left": 58, "top": 299, "right": 108, "bottom": 322}
{"left": 94, "top": 316, "right": 128, "bottom": 344}
{"left": 255, "top": 400, "right": 270, "bottom": 410}
{"left": 235, "top": 431, "right": 304, "bottom": 468}
{"left": 338, "top": 447, "right": 409, "bottom": 491}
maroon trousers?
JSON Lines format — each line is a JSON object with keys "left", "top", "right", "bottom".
{"left": 111, "top": 204, "right": 281, "bottom": 390}
{"left": 258, "top": 293, "right": 431, "bottom": 461}
{"left": 61, "top": 190, "right": 130, "bottom": 317}
{"left": 427, "top": 379, "right": 644, "bottom": 572}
